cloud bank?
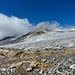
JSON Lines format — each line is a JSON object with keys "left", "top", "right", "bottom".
{"left": 0, "top": 13, "right": 60, "bottom": 39}
{"left": 35, "top": 21, "right": 60, "bottom": 31}
{"left": 0, "top": 13, "right": 32, "bottom": 39}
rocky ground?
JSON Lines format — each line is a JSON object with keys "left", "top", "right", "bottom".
{"left": 0, "top": 49, "right": 75, "bottom": 75}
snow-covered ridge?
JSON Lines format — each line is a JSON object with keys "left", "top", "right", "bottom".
{"left": 0, "top": 27, "right": 75, "bottom": 50}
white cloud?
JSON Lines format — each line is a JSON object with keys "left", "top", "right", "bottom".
{"left": 31, "top": 21, "right": 60, "bottom": 32}
{"left": 0, "top": 13, "right": 32, "bottom": 39}
{"left": 36, "top": 21, "right": 60, "bottom": 31}
{"left": 0, "top": 13, "right": 62, "bottom": 40}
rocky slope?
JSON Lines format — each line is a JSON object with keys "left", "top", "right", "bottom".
{"left": 0, "top": 49, "right": 75, "bottom": 75}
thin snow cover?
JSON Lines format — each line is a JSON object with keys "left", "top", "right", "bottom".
{"left": 1, "top": 28, "right": 75, "bottom": 50}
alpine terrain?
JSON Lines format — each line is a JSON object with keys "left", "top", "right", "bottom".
{"left": 0, "top": 25, "right": 75, "bottom": 75}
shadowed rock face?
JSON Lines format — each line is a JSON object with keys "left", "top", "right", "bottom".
{"left": 0, "top": 36, "right": 16, "bottom": 46}
{"left": 0, "top": 49, "right": 75, "bottom": 75}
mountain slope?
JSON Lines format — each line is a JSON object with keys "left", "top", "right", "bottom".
{"left": 0, "top": 28, "right": 75, "bottom": 50}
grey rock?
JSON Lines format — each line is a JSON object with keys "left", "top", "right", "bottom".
{"left": 70, "top": 64, "right": 75, "bottom": 69}
{"left": 1, "top": 68, "right": 7, "bottom": 71}
{"left": 52, "top": 58, "right": 56, "bottom": 61}
{"left": 9, "top": 64, "right": 16, "bottom": 68}
{"left": 42, "top": 59, "right": 47, "bottom": 62}
{"left": 39, "top": 69, "right": 44, "bottom": 74}
{"left": 26, "top": 67, "right": 33, "bottom": 72}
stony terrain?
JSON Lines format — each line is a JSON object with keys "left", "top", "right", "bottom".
{"left": 0, "top": 49, "right": 75, "bottom": 75}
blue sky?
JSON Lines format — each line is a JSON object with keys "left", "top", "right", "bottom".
{"left": 0, "top": 0, "right": 75, "bottom": 26}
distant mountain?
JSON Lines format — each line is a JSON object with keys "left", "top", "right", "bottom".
{"left": 0, "top": 28, "right": 75, "bottom": 50}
